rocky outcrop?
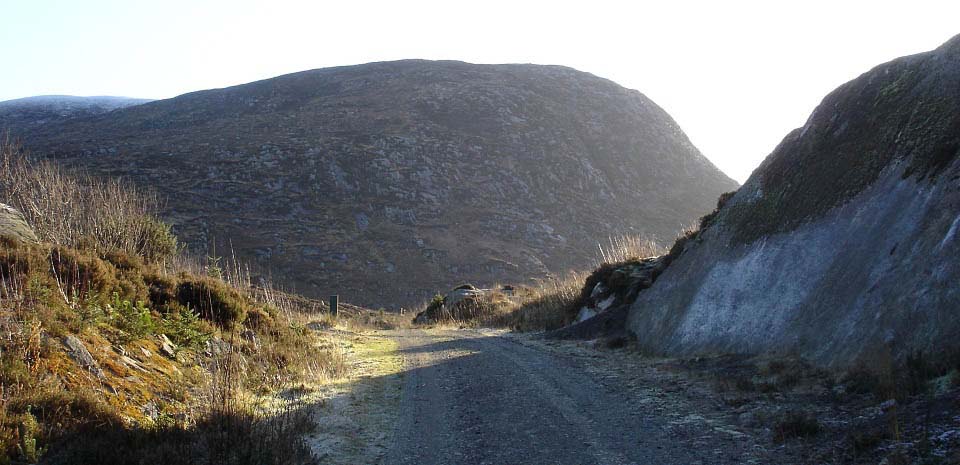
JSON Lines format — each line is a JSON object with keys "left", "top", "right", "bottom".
{"left": 574, "top": 256, "right": 668, "bottom": 323}
{"left": 158, "top": 334, "right": 177, "bottom": 358}
{"left": 4, "top": 61, "right": 737, "bottom": 308}
{"left": 413, "top": 284, "right": 499, "bottom": 323}
{"left": 64, "top": 335, "right": 105, "bottom": 378}
{"left": 549, "top": 256, "right": 668, "bottom": 340}
{"left": 0, "top": 203, "right": 37, "bottom": 243}
{"left": 626, "top": 35, "right": 960, "bottom": 367}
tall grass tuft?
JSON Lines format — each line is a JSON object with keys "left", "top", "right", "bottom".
{"left": 597, "top": 234, "right": 662, "bottom": 265}
{"left": 493, "top": 272, "right": 588, "bottom": 331}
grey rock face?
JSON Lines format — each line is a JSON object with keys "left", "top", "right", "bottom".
{"left": 64, "top": 335, "right": 104, "bottom": 378}
{"left": 6, "top": 61, "right": 737, "bottom": 308}
{"left": 0, "top": 203, "right": 37, "bottom": 243}
{"left": 627, "top": 35, "right": 960, "bottom": 367}
{"left": 158, "top": 334, "right": 177, "bottom": 358}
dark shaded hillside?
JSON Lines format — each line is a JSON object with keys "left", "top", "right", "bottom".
{"left": 625, "top": 34, "right": 960, "bottom": 366}
{"left": 0, "top": 95, "right": 151, "bottom": 134}
{"left": 6, "top": 60, "right": 737, "bottom": 307}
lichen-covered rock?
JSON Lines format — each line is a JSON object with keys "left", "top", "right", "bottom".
{"left": 549, "top": 256, "right": 668, "bottom": 340}
{"left": 64, "top": 335, "right": 104, "bottom": 378}
{"left": 574, "top": 256, "right": 668, "bottom": 321}
{"left": 627, "top": 34, "right": 960, "bottom": 367}
{"left": 413, "top": 284, "right": 493, "bottom": 324}
{"left": 158, "top": 334, "right": 177, "bottom": 358}
{"left": 0, "top": 203, "right": 37, "bottom": 243}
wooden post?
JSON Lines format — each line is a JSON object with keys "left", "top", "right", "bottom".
{"left": 329, "top": 295, "right": 339, "bottom": 317}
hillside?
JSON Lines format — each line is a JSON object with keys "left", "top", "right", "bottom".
{"left": 4, "top": 60, "right": 737, "bottom": 308}
{"left": 0, "top": 95, "right": 151, "bottom": 134}
{"left": 622, "top": 34, "right": 960, "bottom": 366}
{"left": 0, "top": 141, "right": 378, "bottom": 464}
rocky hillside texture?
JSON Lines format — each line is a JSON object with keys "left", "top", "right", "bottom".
{"left": 0, "top": 95, "right": 151, "bottom": 134}
{"left": 626, "top": 35, "right": 960, "bottom": 366}
{"left": 5, "top": 60, "right": 737, "bottom": 307}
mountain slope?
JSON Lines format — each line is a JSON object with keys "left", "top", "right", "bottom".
{"left": 627, "top": 35, "right": 960, "bottom": 366}
{"left": 0, "top": 95, "right": 152, "bottom": 134}
{"left": 6, "top": 60, "right": 737, "bottom": 307}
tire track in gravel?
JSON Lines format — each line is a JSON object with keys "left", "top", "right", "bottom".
{"left": 385, "top": 328, "right": 747, "bottom": 465}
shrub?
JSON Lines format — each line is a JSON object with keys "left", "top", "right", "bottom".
{"left": 0, "top": 138, "right": 174, "bottom": 263}
{"left": 159, "top": 305, "right": 211, "bottom": 348}
{"left": 428, "top": 294, "right": 444, "bottom": 311}
{"left": 107, "top": 293, "right": 155, "bottom": 341}
{"left": 176, "top": 277, "right": 248, "bottom": 328}
{"left": 143, "top": 271, "right": 178, "bottom": 308}
{"left": 48, "top": 247, "right": 151, "bottom": 307}
{"left": 243, "top": 306, "right": 274, "bottom": 330}
{"left": 494, "top": 274, "right": 584, "bottom": 331}
{"left": 49, "top": 247, "right": 117, "bottom": 302}
{"left": 773, "top": 411, "right": 821, "bottom": 442}
{"left": 136, "top": 216, "right": 178, "bottom": 262}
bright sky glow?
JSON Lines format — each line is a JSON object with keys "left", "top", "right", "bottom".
{"left": 2, "top": 0, "right": 958, "bottom": 182}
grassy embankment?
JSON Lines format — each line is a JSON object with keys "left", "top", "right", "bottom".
{"left": 0, "top": 139, "right": 365, "bottom": 464}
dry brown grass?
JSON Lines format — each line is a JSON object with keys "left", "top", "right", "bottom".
{"left": 412, "top": 272, "right": 587, "bottom": 332}
{"left": 487, "top": 273, "right": 587, "bottom": 331}
{"left": 0, "top": 239, "right": 341, "bottom": 463}
{"left": 597, "top": 234, "right": 663, "bottom": 265}
{"left": 416, "top": 234, "right": 664, "bottom": 332}
{"left": 0, "top": 138, "right": 347, "bottom": 463}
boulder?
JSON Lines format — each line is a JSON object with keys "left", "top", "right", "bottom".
{"left": 0, "top": 203, "right": 37, "bottom": 243}
{"left": 574, "top": 256, "right": 668, "bottom": 324}
{"left": 158, "top": 334, "right": 177, "bottom": 358}
{"left": 204, "top": 338, "right": 232, "bottom": 357}
{"left": 413, "top": 284, "right": 492, "bottom": 323}
{"left": 64, "top": 335, "right": 104, "bottom": 378}
{"left": 443, "top": 286, "right": 486, "bottom": 309}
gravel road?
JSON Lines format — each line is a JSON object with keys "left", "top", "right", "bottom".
{"left": 385, "top": 329, "right": 747, "bottom": 465}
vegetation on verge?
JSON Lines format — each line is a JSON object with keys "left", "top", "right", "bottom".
{"left": 0, "top": 139, "right": 346, "bottom": 464}
{"left": 413, "top": 235, "right": 664, "bottom": 331}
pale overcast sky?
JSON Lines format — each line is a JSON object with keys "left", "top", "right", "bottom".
{"left": 2, "top": 0, "right": 958, "bottom": 182}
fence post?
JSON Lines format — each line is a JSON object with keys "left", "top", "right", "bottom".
{"left": 329, "top": 295, "right": 339, "bottom": 318}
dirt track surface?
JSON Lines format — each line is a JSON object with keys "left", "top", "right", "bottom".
{"left": 385, "top": 328, "right": 752, "bottom": 465}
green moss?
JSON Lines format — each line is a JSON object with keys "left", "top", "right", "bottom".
{"left": 721, "top": 58, "right": 960, "bottom": 245}
{"left": 875, "top": 69, "right": 914, "bottom": 104}
{"left": 903, "top": 138, "right": 959, "bottom": 180}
